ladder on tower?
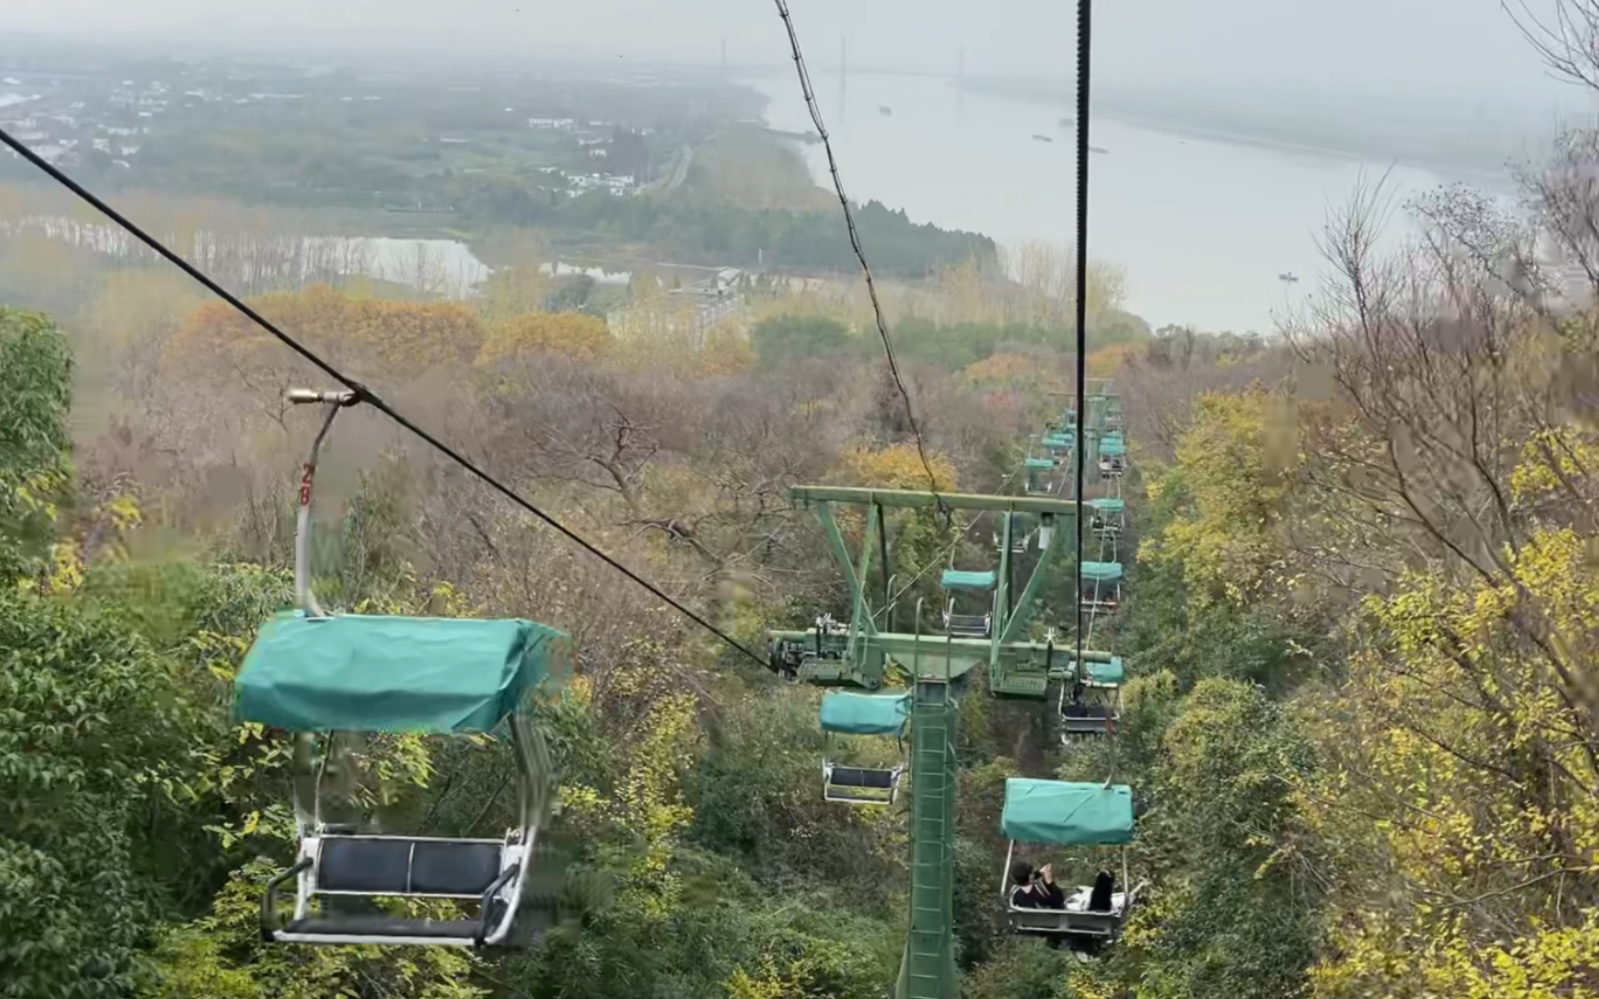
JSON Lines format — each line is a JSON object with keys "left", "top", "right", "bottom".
{"left": 899, "top": 678, "right": 958, "bottom": 999}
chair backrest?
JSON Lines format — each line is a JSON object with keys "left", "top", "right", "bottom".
{"left": 1062, "top": 701, "right": 1112, "bottom": 719}
{"left": 944, "top": 612, "right": 991, "bottom": 638}
{"left": 315, "top": 836, "right": 504, "bottom": 898}
{"left": 830, "top": 766, "right": 896, "bottom": 789}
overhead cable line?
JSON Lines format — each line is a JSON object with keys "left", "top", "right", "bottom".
{"left": 1071, "top": 0, "right": 1094, "bottom": 687}
{"left": 879, "top": 460, "right": 1028, "bottom": 614}
{"left": 0, "top": 125, "right": 769, "bottom": 670}
{"left": 770, "top": 0, "right": 950, "bottom": 515}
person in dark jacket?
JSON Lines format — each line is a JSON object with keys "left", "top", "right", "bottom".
{"left": 1087, "top": 870, "right": 1115, "bottom": 912}
{"left": 1009, "top": 860, "right": 1066, "bottom": 909}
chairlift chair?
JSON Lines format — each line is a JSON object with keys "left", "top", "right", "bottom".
{"left": 1078, "top": 561, "right": 1123, "bottom": 613}
{"left": 1024, "top": 457, "right": 1058, "bottom": 496}
{"left": 770, "top": 613, "right": 852, "bottom": 684}
{"left": 242, "top": 389, "right": 569, "bottom": 949}
{"left": 940, "top": 567, "right": 997, "bottom": 639}
{"left": 999, "top": 778, "right": 1144, "bottom": 950}
{"left": 1087, "top": 498, "right": 1125, "bottom": 541}
{"left": 1058, "top": 657, "right": 1125, "bottom": 739}
{"left": 1097, "top": 435, "right": 1127, "bottom": 478}
{"left": 1102, "top": 393, "right": 1126, "bottom": 433}
{"left": 997, "top": 514, "right": 1061, "bottom": 557}
{"left": 819, "top": 691, "right": 910, "bottom": 805}
{"left": 1042, "top": 432, "right": 1074, "bottom": 465}
{"left": 993, "top": 522, "right": 1033, "bottom": 555}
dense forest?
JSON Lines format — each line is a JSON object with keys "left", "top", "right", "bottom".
{"left": 0, "top": 147, "right": 994, "bottom": 279}
{"left": 0, "top": 234, "right": 1151, "bottom": 998}
{"left": 0, "top": 47, "right": 991, "bottom": 279}
{"left": 499, "top": 192, "right": 998, "bottom": 277}
{"left": 8, "top": 145, "right": 1599, "bottom": 996}
{"left": 9, "top": 9, "right": 1599, "bottom": 999}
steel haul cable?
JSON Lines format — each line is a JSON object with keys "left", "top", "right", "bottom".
{"left": 0, "top": 124, "right": 769, "bottom": 670}
{"left": 1071, "top": 0, "right": 1094, "bottom": 696}
{"left": 770, "top": 0, "right": 950, "bottom": 519}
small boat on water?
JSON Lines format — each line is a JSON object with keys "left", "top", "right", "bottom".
{"left": 1032, "top": 133, "right": 1053, "bottom": 143}
{"left": 879, "top": 105, "right": 893, "bottom": 116}
{"left": 1278, "top": 272, "right": 1300, "bottom": 283}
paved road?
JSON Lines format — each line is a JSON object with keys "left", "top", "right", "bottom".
{"left": 663, "top": 146, "right": 693, "bottom": 191}
{"left": 639, "top": 145, "right": 693, "bottom": 195}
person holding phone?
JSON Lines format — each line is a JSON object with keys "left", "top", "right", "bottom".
{"left": 1008, "top": 860, "right": 1066, "bottom": 910}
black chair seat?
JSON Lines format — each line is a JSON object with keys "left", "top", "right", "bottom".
{"left": 284, "top": 915, "right": 482, "bottom": 939}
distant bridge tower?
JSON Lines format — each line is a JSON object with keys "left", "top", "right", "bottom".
{"left": 839, "top": 35, "right": 848, "bottom": 122}
{"left": 957, "top": 46, "right": 965, "bottom": 113}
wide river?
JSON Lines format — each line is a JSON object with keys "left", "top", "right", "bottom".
{"left": 751, "top": 71, "right": 1487, "bottom": 333}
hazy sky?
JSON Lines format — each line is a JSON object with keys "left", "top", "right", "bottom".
{"left": 2, "top": 0, "right": 1584, "bottom": 108}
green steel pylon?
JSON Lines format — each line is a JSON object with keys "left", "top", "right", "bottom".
{"left": 769, "top": 486, "right": 1119, "bottom": 999}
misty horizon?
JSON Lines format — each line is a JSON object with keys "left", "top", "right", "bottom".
{"left": 3, "top": 0, "right": 1593, "bottom": 116}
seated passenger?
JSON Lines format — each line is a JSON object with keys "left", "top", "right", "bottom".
{"left": 1009, "top": 861, "right": 1066, "bottom": 910}
{"left": 1087, "top": 869, "right": 1115, "bottom": 912}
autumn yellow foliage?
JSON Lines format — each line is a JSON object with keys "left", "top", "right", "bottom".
{"left": 167, "top": 285, "right": 486, "bottom": 377}
{"left": 835, "top": 442, "right": 959, "bottom": 492}
{"left": 1295, "top": 424, "right": 1599, "bottom": 999}
{"left": 694, "top": 323, "right": 756, "bottom": 377}
{"left": 344, "top": 298, "right": 484, "bottom": 367}
{"left": 475, "top": 310, "right": 615, "bottom": 365}
{"left": 559, "top": 650, "right": 700, "bottom": 919}
{"left": 1086, "top": 341, "right": 1141, "bottom": 378}
{"left": 960, "top": 352, "right": 1068, "bottom": 397}
{"left": 1140, "top": 387, "right": 1296, "bottom": 604}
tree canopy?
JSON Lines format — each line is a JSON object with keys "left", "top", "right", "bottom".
{"left": 12, "top": 16, "right": 1599, "bottom": 995}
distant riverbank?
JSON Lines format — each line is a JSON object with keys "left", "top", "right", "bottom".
{"left": 752, "top": 70, "right": 1454, "bottom": 332}
{"left": 958, "top": 78, "right": 1527, "bottom": 190}
{"left": 766, "top": 126, "right": 823, "bottom": 145}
